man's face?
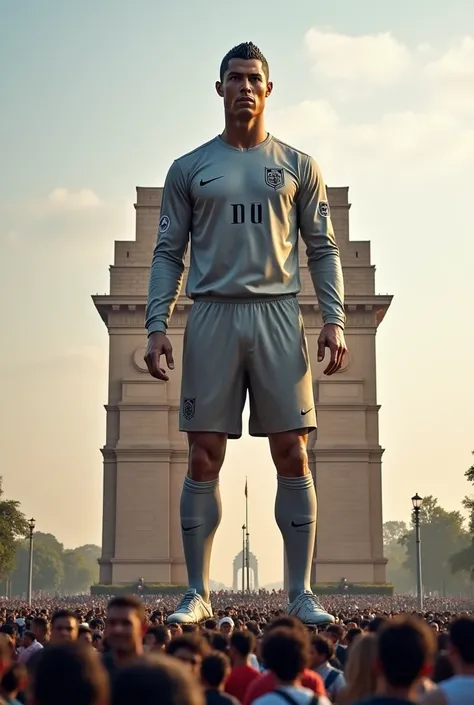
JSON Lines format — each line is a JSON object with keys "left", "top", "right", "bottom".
{"left": 51, "top": 617, "right": 78, "bottom": 643}
{"left": 172, "top": 647, "right": 202, "bottom": 675}
{"left": 169, "top": 623, "right": 182, "bottom": 638}
{"left": 105, "top": 606, "right": 142, "bottom": 654}
{"left": 216, "top": 58, "right": 272, "bottom": 121}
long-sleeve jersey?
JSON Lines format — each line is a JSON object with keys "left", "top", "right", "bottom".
{"left": 145, "top": 133, "right": 345, "bottom": 334}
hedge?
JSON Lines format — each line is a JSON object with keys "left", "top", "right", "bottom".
{"left": 90, "top": 582, "right": 393, "bottom": 596}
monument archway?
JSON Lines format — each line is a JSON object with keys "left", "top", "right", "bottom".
{"left": 232, "top": 551, "right": 259, "bottom": 591}
{"left": 94, "top": 186, "right": 392, "bottom": 586}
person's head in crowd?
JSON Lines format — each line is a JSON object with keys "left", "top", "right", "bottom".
{"left": 78, "top": 625, "right": 93, "bottom": 646}
{"left": 89, "top": 618, "right": 104, "bottom": 632}
{"left": 219, "top": 617, "right": 234, "bottom": 636}
{"left": 22, "top": 630, "right": 37, "bottom": 648}
{"left": 325, "top": 624, "right": 344, "bottom": 644}
{"left": 376, "top": 616, "right": 437, "bottom": 697}
{"left": 182, "top": 624, "right": 199, "bottom": 633}
{"left": 346, "top": 627, "right": 363, "bottom": 649}
{"left": 310, "top": 633, "right": 335, "bottom": 668}
{"left": 105, "top": 596, "right": 146, "bottom": 661}
{"left": 367, "top": 616, "right": 388, "bottom": 633}
{"left": 201, "top": 652, "right": 231, "bottom": 691}
{"left": 448, "top": 616, "right": 474, "bottom": 674}
{"left": 29, "top": 642, "right": 109, "bottom": 705}
{"left": 144, "top": 625, "right": 171, "bottom": 653}
{"left": 31, "top": 616, "right": 50, "bottom": 645}
{"left": 111, "top": 653, "right": 204, "bottom": 705}
{"left": 209, "top": 632, "right": 229, "bottom": 654}
{"left": 0, "top": 662, "right": 27, "bottom": 702}
{"left": 168, "top": 622, "right": 183, "bottom": 639}
{"left": 51, "top": 610, "right": 79, "bottom": 643}
{"left": 229, "top": 629, "right": 256, "bottom": 666}
{"left": 0, "top": 624, "right": 16, "bottom": 639}
{"left": 245, "top": 620, "right": 260, "bottom": 636}
{"left": 204, "top": 618, "right": 218, "bottom": 632}
{"left": 261, "top": 627, "right": 310, "bottom": 684}
{"left": 341, "top": 633, "right": 378, "bottom": 703}
{"left": 92, "top": 631, "right": 104, "bottom": 652}
{"left": 166, "top": 633, "right": 210, "bottom": 676}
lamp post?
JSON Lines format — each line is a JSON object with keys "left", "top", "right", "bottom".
{"left": 411, "top": 494, "right": 423, "bottom": 612}
{"left": 27, "top": 518, "right": 35, "bottom": 606}
{"left": 241, "top": 525, "right": 246, "bottom": 593}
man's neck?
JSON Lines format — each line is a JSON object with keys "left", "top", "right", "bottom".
{"left": 221, "top": 116, "right": 267, "bottom": 150}
{"left": 112, "top": 645, "right": 143, "bottom": 665}
{"left": 275, "top": 676, "right": 301, "bottom": 688}
{"left": 232, "top": 655, "right": 250, "bottom": 668}
{"left": 378, "top": 684, "right": 416, "bottom": 701}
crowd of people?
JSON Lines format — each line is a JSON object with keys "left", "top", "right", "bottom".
{"left": 0, "top": 591, "right": 473, "bottom": 704}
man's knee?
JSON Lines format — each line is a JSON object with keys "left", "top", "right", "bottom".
{"left": 188, "top": 432, "right": 227, "bottom": 482}
{"left": 269, "top": 431, "right": 309, "bottom": 477}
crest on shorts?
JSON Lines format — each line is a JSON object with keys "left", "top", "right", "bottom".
{"left": 182, "top": 398, "right": 195, "bottom": 421}
{"left": 318, "top": 201, "right": 330, "bottom": 218}
{"left": 265, "top": 167, "right": 285, "bottom": 190}
{"left": 159, "top": 215, "right": 171, "bottom": 233}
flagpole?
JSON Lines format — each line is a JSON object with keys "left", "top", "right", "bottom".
{"left": 241, "top": 524, "right": 245, "bottom": 593}
{"left": 245, "top": 477, "right": 250, "bottom": 592}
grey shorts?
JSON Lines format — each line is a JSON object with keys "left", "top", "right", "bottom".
{"left": 179, "top": 295, "right": 317, "bottom": 438}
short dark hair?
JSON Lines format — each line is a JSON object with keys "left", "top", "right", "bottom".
{"left": 201, "top": 652, "right": 230, "bottom": 688}
{"left": 147, "top": 625, "right": 170, "bottom": 647}
{"left": 51, "top": 610, "right": 77, "bottom": 626}
{"left": 166, "top": 634, "right": 209, "bottom": 658}
{"left": 378, "top": 616, "right": 436, "bottom": 687}
{"left": 262, "top": 627, "right": 309, "bottom": 681}
{"left": 107, "top": 595, "right": 146, "bottom": 622}
{"left": 311, "top": 633, "right": 335, "bottom": 661}
{"left": 230, "top": 630, "right": 255, "bottom": 657}
{"left": 449, "top": 617, "right": 474, "bottom": 664}
{"left": 220, "top": 42, "right": 269, "bottom": 81}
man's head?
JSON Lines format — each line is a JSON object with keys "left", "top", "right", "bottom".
{"left": 310, "top": 633, "right": 335, "bottom": 668}
{"left": 261, "top": 627, "right": 310, "bottom": 682}
{"left": 216, "top": 42, "right": 272, "bottom": 122}
{"left": 105, "top": 596, "right": 146, "bottom": 656}
{"left": 51, "top": 610, "right": 78, "bottom": 643}
{"left": 376, "top": 616, "right": 437, "bottom": 690}
{"left": 448, "top": 616, "right": 474, "bottom": 671}
{"left": 229, "top": 630, "right": 255, "bottom": 664}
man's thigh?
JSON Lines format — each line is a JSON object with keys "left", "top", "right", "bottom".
{"left": 180, "top": 300, "right": 246, "bottom": 439}
{"left": 248, "top": 296, "right": 316, "bottom": 436}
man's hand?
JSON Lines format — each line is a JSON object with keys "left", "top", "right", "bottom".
{"left": 317, "top": 323, "right": 347, "bottom": 376}
{"left": 144, "top": 332, "right": 175, "bottom": 382}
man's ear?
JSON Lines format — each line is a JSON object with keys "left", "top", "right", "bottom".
{"left": 215, "top": 81, "right": 224, "bottom": 97}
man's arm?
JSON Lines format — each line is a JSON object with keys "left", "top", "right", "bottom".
{"left": 297, "top": 154, "right": 345, "bottom": 329}
{"left": 145, "top": 160, "right": 191, "bottom": 336}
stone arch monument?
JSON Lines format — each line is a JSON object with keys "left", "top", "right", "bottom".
{"left": 232, "top": 551, "right": 260, "bottom": 591}
{"left": 93, "top": 186, "right": 392, "bottom": 586}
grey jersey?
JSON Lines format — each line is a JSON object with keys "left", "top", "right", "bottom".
{"left": 146, "top": 134, "right": 345, "bottom": 334}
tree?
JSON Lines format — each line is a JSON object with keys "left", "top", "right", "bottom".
{"left": 400, "top": 495, "right": 471, "bottom": 594}
{"left": 450, "top": 452, "right": 474, "bottom": 577}
{"left": 62, "top": 546, "right": 100, "bottom": 593}
{"left": 10, "top": 535, "right": 64, "bottom": 594}
{"left": 0, "top": 478, "right": 28, "bottom": 579}
{"left": 383, "top": 521, "right": 414, "bottom": 593}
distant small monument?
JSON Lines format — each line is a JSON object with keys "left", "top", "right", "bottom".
{"left": 232, "top": 550, "right": 259, "bottom": 591}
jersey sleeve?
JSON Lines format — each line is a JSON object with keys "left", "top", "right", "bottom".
{"left": 145, "top": 160, "right": 191, "bottom": 335}
{"left": 297, "top": 155, "right": 346, "bottom": 329}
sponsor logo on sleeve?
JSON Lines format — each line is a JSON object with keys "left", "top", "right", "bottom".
{"left": 318, "top": 201, "right": 330, "bottom": 218}
{"left": 159, "top": 215, "right": 171, "bottom": 233}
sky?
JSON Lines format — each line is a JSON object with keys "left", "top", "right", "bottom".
{"left": 1, "top": 0, "right": 473, "bottom": 588}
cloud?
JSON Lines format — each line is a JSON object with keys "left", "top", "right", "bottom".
{"left": 304, "top": 28, "right": 412, "bottom": 85}
{"left": 47, "top": 187, "right": 102, "bottom": 210}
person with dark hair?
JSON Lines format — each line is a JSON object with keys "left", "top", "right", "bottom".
{"left": 18, "top": 630, "right": 42, "bottom": 664}
{"left": 167, "top": 633, "right": 210, "bottom": 676}
{"left": 144, "top": 624, "right": 171, "bottom": 653}
{"left": 250, "top": 628, "right": 331, "bottom": 705}
{"left": 144, "top": 39, "right": 346, "bottom": 628}
{"left": 102, "top": 595, "right": 146, "bottom": 677}
{"left": 226, "top": 630, "right": 260, "bottom": 703}
{"left": 201, "top": 652, "right": 240, "bottom": 705}
{"left": 111, "top": 653, "right": 204, "bottom": 705}
{"left": 310, "top": 634, "right": 345, "bottom": 701}
{"left": 30, "top": 642, "right": 109, "bottom": 705}
{"left": 244, "top": 619, "right": 326, "bottom": 705}
{"left": 352, "top": 616, "right": 437, "bottom": 705}
{"left": 51, "top": 609, "right": 79, "bottom": 643}
{"left": 421, "top": 616, "right": 474, "bottom": 705}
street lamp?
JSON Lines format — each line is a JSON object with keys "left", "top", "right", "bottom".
{"left": 27, "top": 518, "right": 35, "bottom": 606}
{"left": 411, "top": 494, "right": 423, "bottom": 612}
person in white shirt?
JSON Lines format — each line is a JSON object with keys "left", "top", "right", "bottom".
{"left": 309, "top": 633, "right": 345, "bottom": 702}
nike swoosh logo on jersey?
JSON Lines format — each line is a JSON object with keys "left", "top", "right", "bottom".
{"left": 182, "top": 524, "right": 203, "bottom": 532}
{"left": 291, "top": 520, "right": 316, "bottom": 528}
{"left": 200, "top": 176, "right": 224, "bottom": 186}
{"left": 300, "top": 408, "right": 313, "bottom": 416}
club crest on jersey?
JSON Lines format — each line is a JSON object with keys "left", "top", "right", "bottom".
{"left": 159, "top": 215, "right": 171, "bottom": 233}
{"left": 183, "top": 398, "right": 195, "bottom": 421}
{"left": 318, "top": 201, "right": 330, "bottom": 218}
{"left": 265, "top": 167, "right": 285, "bottom": 190}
